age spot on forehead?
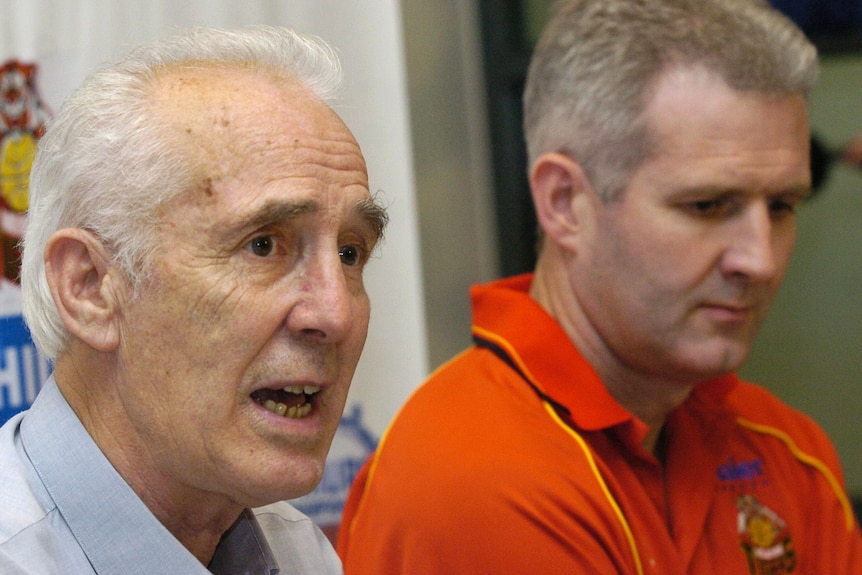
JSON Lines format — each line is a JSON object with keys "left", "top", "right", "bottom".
{"left": 201, "top": 176, "right": 214, "bottom": 197}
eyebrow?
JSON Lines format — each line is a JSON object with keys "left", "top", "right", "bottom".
{"left": 243, "top": 199, "right": 320, "bottom": 231}
{"left": 354, "top": 195, "right": 389, "bottom": 244}
{"left": 672, "top": 181, "right": 814, "bottom": 201}
{"left": 241, "top": 196, "right": 389, "bottom": 243}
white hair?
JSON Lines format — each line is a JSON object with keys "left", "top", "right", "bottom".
{"left": 21, "top": 25, "right": 343, "bottom": 359}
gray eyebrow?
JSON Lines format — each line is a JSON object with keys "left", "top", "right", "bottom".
{"left": 242, "top": 196, "right": 388, "bottom": 244}
{"left": 244, "top": 199, "right": 320, "bottom": 231}
{"left": 354, "top": 195, "right": 389, "bottom": 243}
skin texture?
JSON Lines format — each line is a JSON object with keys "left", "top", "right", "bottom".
{"left": 44, "top": 65, "right": 384, "bottom": 564}
{"left": 529, "top": 66, "right": 811, "bottom": 453}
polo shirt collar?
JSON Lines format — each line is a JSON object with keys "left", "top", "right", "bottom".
{"left": 470, "top": 274, "right": 738, "bottom": 437}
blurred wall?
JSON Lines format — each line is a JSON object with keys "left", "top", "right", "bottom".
{"left": 741, "top": 54, "right": 862, "bottom": 497}
{"left": 401, "top": 0, "right": 499, "bottom": 369}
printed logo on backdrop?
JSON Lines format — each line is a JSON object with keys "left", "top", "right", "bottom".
{"left": 0, "top": 60, "right": 52, "bottom": 425}
{"left": 290, "top": 403, "right": 377, "bottom": 540}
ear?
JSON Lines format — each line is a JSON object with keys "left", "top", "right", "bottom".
{"left": 44, "top": 229, "right": 123, "bottom": 353}
{"left": 529, "top": 152, "right": 597, "bottom": 253}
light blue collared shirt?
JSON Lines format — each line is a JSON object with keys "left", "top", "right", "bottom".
{"left": 0, "top": 377, "right": 343, "bottom": 574}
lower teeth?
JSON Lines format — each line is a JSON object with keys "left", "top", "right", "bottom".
{"left": 263, "top": 399, "right": 312, "bottom": 418}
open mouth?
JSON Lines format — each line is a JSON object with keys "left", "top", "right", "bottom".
{"left": 251, "top": 385, "right": 320, "bottom": 419}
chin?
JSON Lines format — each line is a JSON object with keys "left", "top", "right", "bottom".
{"left": 234, "top": 456, "right": 327, "bottom": 508}
{"left": 686, "top": 346, "right": 750, "bottom": 380}
{"left": 245, "top": 477, "right": 324, "bottom": 509}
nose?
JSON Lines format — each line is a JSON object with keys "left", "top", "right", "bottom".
{"left": 719, "top": 201, "right": 784, "bottom": 283}
{"left": 286, "top": 253, "right": 362, "bottom": 343}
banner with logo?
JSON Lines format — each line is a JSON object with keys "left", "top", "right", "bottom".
{"left": 0, "top": 60, "right": 51, "bottom": 423}
{"left": 0, "top": 0, "right": 428, "bottom": 541}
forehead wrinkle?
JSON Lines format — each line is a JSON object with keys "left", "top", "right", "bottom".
{"left": 262, "top": 133, "right": 367, "bottom": 177}
{"left": 152, "top": 64, "right": 359, "bottom": 176}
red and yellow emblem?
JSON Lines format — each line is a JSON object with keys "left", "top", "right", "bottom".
{"left": 737, "top": 494, "right": 797, "bottom": 574}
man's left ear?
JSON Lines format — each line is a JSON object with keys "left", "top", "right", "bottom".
{"left": 44, "top": 228, "right": 123, "bottom": 353}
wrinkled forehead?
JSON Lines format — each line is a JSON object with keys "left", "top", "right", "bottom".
{"left": 147, "top": 63, "right": 371, "bottom": 234}
{"left": 149, "top": 63, "right": 362, "bottom": 178}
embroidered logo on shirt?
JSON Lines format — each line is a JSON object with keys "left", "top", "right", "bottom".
{"left": 736, "top": 494, "right": 797, "bottom": 574}
{"left": 716, "top": 456, "right": 767, "bottom": 492}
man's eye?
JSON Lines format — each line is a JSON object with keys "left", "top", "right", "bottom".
{"left": 691, "top": 199, "right": 721, "bottom": 214}
{"left": 768, "top": 198, "right": 796, "bottom": 216}
{"left": 248, "top": 235, "right": 276, "bottom": 257}
{"left": 339, "top": 244, "right": 363, "bottom": 266}
{"left": 686, "top": 198, "right": 733, "bottom": 218}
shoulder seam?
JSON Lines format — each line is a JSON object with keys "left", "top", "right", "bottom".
{"left": 736, "top": 416, "right": 855, "bottom": 531}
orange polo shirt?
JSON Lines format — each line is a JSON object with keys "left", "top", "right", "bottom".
{"left": 339, "top": 274, "right": 861, "bottom": 574}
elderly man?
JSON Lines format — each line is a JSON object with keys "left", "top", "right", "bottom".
{"left": 0, "top": 26, "right": 387, "bottom": 574}
{"left": 338, "top": 1, "right": 862, "bottom": 573}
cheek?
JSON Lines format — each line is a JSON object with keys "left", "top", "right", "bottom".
{"left": 344, "top": 296, "right": 371, "bottom": 355}
{"left": 627, "top": 214, "right": 719, "bottom": 284}
{"left": 595, "top": 217, "right": 673, "bottom": 284}
{"left": 595, "top": 219, "right": 711, "bottom": 322}
{"left": 170, "top": 264, "right": 264, "bottom": 326}
{"left": 135, "top": 276, "right": 268, "bottom": 373}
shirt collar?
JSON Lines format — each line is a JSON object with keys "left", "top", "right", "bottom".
{"left": 471, "top": 274, "right": 633, "bottom": 431}
{"left": 209, "top": 509, "right": 279, "bottom": 575}
{"left": 470, "top": 274, "right": 738, "bottom": 436}
{"left": 21, "top": 377, "right": 278, "bottom": 575}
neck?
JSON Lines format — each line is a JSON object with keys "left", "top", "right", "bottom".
{"left": 151, "top": 497, "right": 242, "bottom": 565}
{"left": 529, "top": 256, "right": 696, "bottom": 456}
{"left": 600, "top": 373, "right": 694, "bottom": 455}
{"left": 53, "top": 350, "right": 243, "bottom": 566}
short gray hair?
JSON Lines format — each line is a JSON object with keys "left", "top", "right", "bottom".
{"left": 21, "top": 26, "right": 343, "bottom": 359}
{"left": 523, "top": 0, "right": 818, "bottom": 201}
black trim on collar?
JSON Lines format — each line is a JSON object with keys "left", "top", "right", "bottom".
{"left": 473, "top": 335, "right": 571, "bottom": 418}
